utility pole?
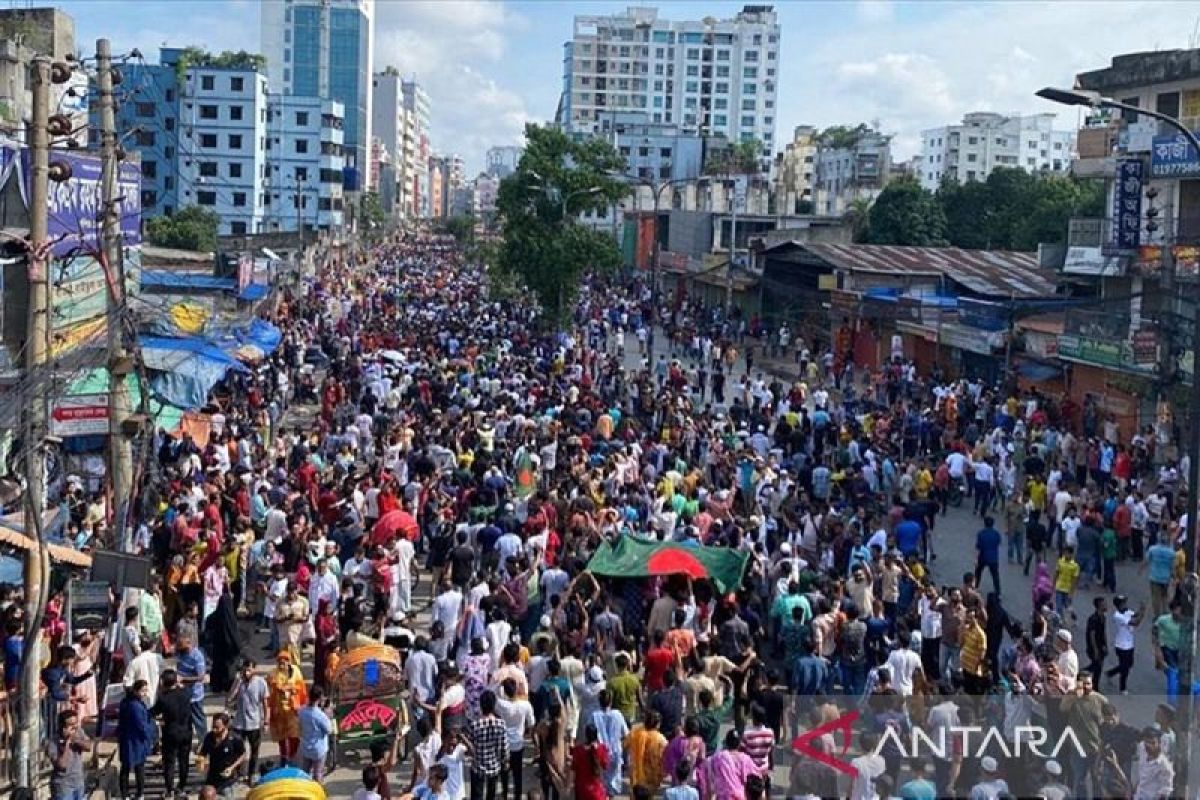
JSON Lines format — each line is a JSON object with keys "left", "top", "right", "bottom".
{"left": 726, "top": 175, "right": 739, "bottom": 313}
{"left": 15, "top": 55, "right": 52, "bottom": 791}
{"left": 97, "top": 39, "right": 135, "bottom": 550}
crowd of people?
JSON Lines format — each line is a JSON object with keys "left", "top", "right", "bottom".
{"left": 3, "top": 230, "right": 1195, "bottom": 800}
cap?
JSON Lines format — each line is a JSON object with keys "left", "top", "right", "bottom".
{"left": 539, "top": 614, "right": 552, "bottom": 628}
{"left": 1115, "top": 594, "right": 1128, "bottom": 606}
{"left": 980, "top": 756, "right": 998, "bottom": 773}
{"left": 586, "top": 666, "right": 604, "bottom": 683}
{"left": 780, "top": 542, "right": 792, "bottom": 555}
{"left": 1056, "top": 629, "right": 1072, "bottom": 643}
{"left": 1045, "top": 760, "right": 1062, "bottom": 776}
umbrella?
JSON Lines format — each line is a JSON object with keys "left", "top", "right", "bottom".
{"left": 371, "top": 509, "right": 419, "bottom": 545}
{"left": 646, "top": 547, "right": 708, "bottom": 580}
{"left": 379, "top": 350, "right": 405, "bottom": 363}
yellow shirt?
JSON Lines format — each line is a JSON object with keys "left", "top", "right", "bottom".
{"left": 1174, "top": 548, "right": 1186, "bottom": 582}
{"left": 1029, "top": 481, "right": 1047, "bottom": 511}
{"left": 1055, "top": 557, "right": 1080, "bottom": 593}
{"left": 627, "top": 725, "right": 668, "bottom": 789}
{"left": 914, "top": 470, "right": 933, "bottom": 498}
{"left": 959, "top": 623, "right": 987, "bottom": 677}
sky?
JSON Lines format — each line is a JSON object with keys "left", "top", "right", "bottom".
{"left": 56, "top": 0, "right": 1200, "bottom": 174}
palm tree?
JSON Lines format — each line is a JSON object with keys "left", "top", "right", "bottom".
{"left": 845, "top": 198, "right": 873, "bottom": 242}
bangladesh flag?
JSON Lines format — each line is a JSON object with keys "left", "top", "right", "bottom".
{"left": 586, "top": 534, "right": 749, "bottom": 593}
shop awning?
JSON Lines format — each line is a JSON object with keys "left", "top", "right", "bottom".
{"left": 141, "top": 336, "right": 250, "bottom": 410}
{"left": 586, "top": 534, "right": 749, "bottom": 593}
{"left": 238, "top": 284, "right": 269, "bottom": 302}
{"left": 0, "top": 510, "right": 92, "bottom": 569}
{"left": 141, "top": 271, "right": 235, "bottom": 292}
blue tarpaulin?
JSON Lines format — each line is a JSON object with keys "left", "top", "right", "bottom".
{"left": 141, "top": 336, "right": 249, "bottom": 409}
{"left": 238, "top": 318, "right": 281, "bottom": 353}
{"left": 238, "top": 283, "right": 269, "bottom": 301}
{"left": 141, "top": 271, "right": 235, "bottom": 292}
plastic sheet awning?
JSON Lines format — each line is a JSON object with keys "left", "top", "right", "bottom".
{"left": 238, "top": 283, "right": 269, "bottom": 301}
{"left": 141, "top": 271, "right": 234, "bottom": 292}
{"left": 141, "top": 335, "right": 250, "bottom": 410}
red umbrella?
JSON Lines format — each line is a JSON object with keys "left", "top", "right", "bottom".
{"left": 371, "top": 509, "right": 419, "bottom": 545}
{"left": 646, "top": 547, "right": 708, "bottom": 580}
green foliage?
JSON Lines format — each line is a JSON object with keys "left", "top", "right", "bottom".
{"left": 866, "top": 177, "right": 948, "bottom": 247}
{"left": 145, "top": 206, "right": 219, "bottom": 252}
{"left": 359, "top": 192, "right": 386, "bottom": 230}
{"left": 818, "top": 124, "right": 873, "bottom": 150}
{"left": 862, "top": 168, "right": 1106, "bottom": 251}
{"left": 705, "top": 138, "right": 762, "bottom": 176}
{"left": 175, "top": 47, "right": 267, "bottom": 81}
{"left": 439, "top": 215, "right": 477, "bottom": 245}
{"left": 495, "top": 124, "right": 627, "bottom": 325}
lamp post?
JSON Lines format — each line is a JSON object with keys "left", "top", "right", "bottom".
{"left": 1038, "top": 85, "right": 1200, "bottom": 794}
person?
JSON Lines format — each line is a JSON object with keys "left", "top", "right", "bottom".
{"left": 353, "top": 765, "right": 385, "bottom": 800}
{"left": 697, "top": 730, "right": 761, "bottom": 800}
{"left": 203, "top": 589, "right": 241, "bottom": 693}
{"left": 495, "top": 678, "right": 535, "bottom": 800}
{"left": 45, "top": 709, "right": 89, "bottom": 800}
{"left": 313, "top": 597, "right": 340, "bottom": 691}
{"left": 591, "top": 687, "right": 629, "bottom": 796}
{"left": 411, "top": 763, "right": 452, "bottom": 800}
{"left": 1153, "top": 599, "right": 1184, "bottom": 701}
{"left": 1134, "top": 725, "right": 1175, "bottom": 799}
{"left": 175, "top": 632, "right": 209, "bottom": 741}
{"left": 466, "top": 689, "right": 507, "bottom": 800}
{"left": 849, "top": 731, "right": 886, "bottom": 800}
{"left": 572, "top": 723, "right": 610, "bottom": 800}
{"left": 123, "top": 634, "right": 162, "bottom": 707}
{"left": 973, "top": 515, "right": 1002, "bottom": 594}
{"left": 1106, "top": 595, "right": 1143, "bottom": 695}
{"left": 665, "top": 758, "right": 700, "bottom": 800}
{"left": 1037, "top": 760, "right": 1071, "bottom": 800}
{"left": 227, "top": 658, "right": 270, "bottom": 784}
{"left": 267, "top": 650, "right": 308, "bottom": 765}
{"left": 1054, "top": 546, "right": 1081, "bottom": 621}
{"left": 534, "top": 699, "right": 569, "bottom": 800}
{"left": 738, "top": 704, "right": 775, "bottom": 793}
{"left": 1059, "top": 672, "right": 1107, "bottom": 798}
{"left": 298, "top": 685, "right": 335, "bottom": 781}
{"left": 1146, "top": 535, "right": 1176, "bottom": 620}
{"left": 627, "top": 709, "right": 669, "bottom": 792}
{"left": 969, "top": 755, "right": 1009, "bottom": 799}
{"left": 898, "top": 761, "right": 937, "bottom": 800}
{"left": 152, "top": 669, "right": 194, "bottom": 799}
{"left": 117, "top": 679, "right": 155, "bottom": 800}
{"left": 1085, "top": 596, "right": 1108, "bottom": 687}
{"left": 197, "top": 712, "right": 247, "bottom": 799}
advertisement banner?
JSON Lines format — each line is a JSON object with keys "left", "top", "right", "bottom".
{"left": 25, "top": 148, "right": 142, "bottom": 257}
{"left": 1110, "top": 158, "right": 1143, "bottom": 250}
{"left": 49, "top": 393, "right": 109, "bottom": 437}
{"left": 1151, "top": 133, "right": 1200, "bottom": 177}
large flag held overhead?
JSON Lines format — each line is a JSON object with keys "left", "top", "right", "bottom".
{"left": 586, "top": 534, "right": 749, "bottom": 593}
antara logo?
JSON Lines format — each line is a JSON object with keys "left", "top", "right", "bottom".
{"left": 791, "top": 709, "right": 1089, "bottom": 776}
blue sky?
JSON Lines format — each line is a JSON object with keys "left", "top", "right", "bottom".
{"left": 57, "top": 0, "right": 1200, "bottom": 173}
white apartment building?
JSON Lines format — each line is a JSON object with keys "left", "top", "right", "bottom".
{"left": 486, "top": 145, "right": 524, "bottom": 179}
{"left": 919, "top": 112, "right": 1076, "bottom": 190}
{"left": 472, "top": 173, "right": 499, "bottom": 218}
{"left": 177, "top": 64, "right": 270, "bottom": 235}
{"left": 561, "top": 5, "right": 779, "bottom": 173}
{"left": 372, "top": 69, "right": 410, "bottom": 217}
{"left": 774, "top": 124, "right": 818, "bottom": 214}
{"left": 266, "top": 95, "right": 345, "bottom": 232}
{"left": 401, "top": 79, "right": 431, "bottom": 218}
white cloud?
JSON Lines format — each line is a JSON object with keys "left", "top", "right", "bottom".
{"left": 373, "top": 0, "right": 533, "bottom": 172}
{"left": 780, "top": 1, "right": 1193, "bottom": 160}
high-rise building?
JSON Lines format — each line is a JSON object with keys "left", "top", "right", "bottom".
{"left": 773, "top": 125, "right": 818, "bottom": 215}
{"left": 485, "top": 145, "right": 524, "bottom": 179}
{"left": 261, "top": 0, "right": 374, "bottom": 181}
{"left": 919, "top": 112, "right": 1076, "bottom": 190}
{"left": 372, "top": 69, "right": 406, "bottom": 215}
{"left": 266, "top": 95, "right": 345, "bottom": 232}
{"left": 401, "top": 79, "right": 431, "bottom": 217}
{"left": 561, "top": 5, "right": 779, "bottom": 172}
{"left": 114, "top": 47, "right": 184, "bottom": 219}
{"left": 176, "top": 60, "right": 270, "bottom": 236}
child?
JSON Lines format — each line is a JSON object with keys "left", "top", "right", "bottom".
{"left": 351, "top": 765, "right": 383, "bottom": 800}
{"left": 665, "top": 759, "right": 699, "bottom": 800}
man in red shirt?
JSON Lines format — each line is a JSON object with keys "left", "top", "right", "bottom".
{"left": 642, "top": 630, "right": 676, "bottom": 692}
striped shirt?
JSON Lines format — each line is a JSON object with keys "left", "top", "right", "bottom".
{"left": 739, "top": 724, "right": 775, "bottom": 770}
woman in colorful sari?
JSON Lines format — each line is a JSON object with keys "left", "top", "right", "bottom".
{"left": 267, "top": 649, "right": 308, "bottom": 766}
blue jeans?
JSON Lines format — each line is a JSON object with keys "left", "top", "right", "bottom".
{"left": 1007, "top": 530, "right": 1025, "bottom": 562}
{"left": 841, "top": 661, "right": 867, "bottom": 697}
{"left": 190, "top": 700, "right": 208, "bottom": 741}
{"left": 52, "top": 789, "right": 86, "bottom": 800}
{"left": 1055, "top": 590, "right": 1072, "bottom": 617}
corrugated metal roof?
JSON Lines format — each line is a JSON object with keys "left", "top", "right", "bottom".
{"left": 802, "top": 243, "right": 1056, "bottom": 299}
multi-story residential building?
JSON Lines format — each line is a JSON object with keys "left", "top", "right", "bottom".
{"left": 561, "top": 5, "right": 779, "bottom": 173}
{"left": 599, "top": 110, "right": 704, "bottom": 182}
{"left": 266, "top": 95, "right": 345, "bottom": 232}
{"left": 401, "top": 79, "right": 431, "bottom": 218}
{"left": 919, "top": 112, "right": 1076, "bottom": 190}
{"left": 372, "top": 68, "right": 410, "bottom": 217}
{"left": 485, "top": 145, "right": 524, "bottom": 179}
{"left": 176, "top": 60, "right": 270, "bottom": 236}
{"left": 812, "top": 126, "right": 892, "bottom": 217}
{"left": 428, "top": 156, "right": 447, "bottom": 219}
{"left": 261, "top": 0, "right": 374, "bottom": 181}
{"left": 115, "top": 47, "right": 184, "bottom": 218}
{"left": 472, "top": 172, "right": 499, "bottom": 219}
{"left": 773, "top": 124, "right": 817, "bottom": 214}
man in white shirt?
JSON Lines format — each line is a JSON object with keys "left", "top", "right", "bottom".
{"left": 1107, "top": 595, "right": 1143, "bottom": 695}
{"left": 431, "top": 579, "right": 463, "bottom": 654}
{"left": 884, "top": 631, "right": 923, "bottom": 696}
{"left": 969, "top": 756, "right": 1009, "bottom": 800}
{"left": 848, "top": 733, "right": 886, "bottom": 800}
{"left": 495, "top": 679, "right": 536, "bottom": 800}
{"left": 123, "top": 634, "right": 163, "bottom": 705}
{"left": 308, "top": 559, "right": 340, "bottom": 616}
{"left": 1134, "top": 729, "right": 1174, "bottom": 800}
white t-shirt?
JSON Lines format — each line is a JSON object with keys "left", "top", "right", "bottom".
{"left": 495, "top": 697, "right": 536, "bottom": 751}
{"left": 1061, "top": 517, "right": 1081, "bottom": 549}
{"left": 849, "top": 752, "right": 886, "bottom": 800}
{"left": 885, "top": 648, "right": 923, "bottom": 696}
{"left": 1113, "top": 608, "right": 1137, "bottom": 650}
{"left": 946, "top": 452, "right": 967, "bottom": 478}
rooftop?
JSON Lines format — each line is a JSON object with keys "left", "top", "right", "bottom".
{"left": 801, "top": 243, "right": 1055, "bottom": 299}
{"left": 1076, "top": 48, "right": 1200, "bottom": 94}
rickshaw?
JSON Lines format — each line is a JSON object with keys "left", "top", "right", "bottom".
{"left": 328, "top": 643, "right": 410, "bottom": 768}
{"left": 248, "top": 766, "right": 326, "bottom": 800}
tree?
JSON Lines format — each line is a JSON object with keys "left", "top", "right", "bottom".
{"left": 865, "top": 177, "right": 947, "bottom": 246}
{"left": 705, "top": 138, "right": 763, "bottom": 177}
{"left": 494, "top": 124, "right": 627, "bottom": 325}
{"left": 359, "top": 192, "right": 385, "bottom": 230}
{"left": 145, "top": 206, "right": 219, "bottom": 251}
{"left": 937, "top": 177, "right": 992, "bottom": 250}
{"left": 439, "top": 214, "right": 476, "bottom": 245}
{"left": 844, "top": 198, "right": 873, "bottom": 243}
{"left": 174, "top": 47, "right": 267, "bottom": 81}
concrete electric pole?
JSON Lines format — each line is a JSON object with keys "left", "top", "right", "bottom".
{"left": 97, "top": 38, "right": 135, "bottom": 549}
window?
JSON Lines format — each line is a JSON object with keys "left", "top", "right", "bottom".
{"left": 686, "top": 48, "right": 699, "bottom": 60}
{"left": 766, "top": 68, "right": 775, "bottom": 77}
{"left": 200, "top": 75, "right": 214, "bottom": 90}
{"left": 228, "top": 162, "right": 243, "bottom": 178}
{"left": 716, "top": 65, "right": 729, "bottom": 78}
{"left": 686, "top": 81, "right": 698, "bottom": 93}
{"left": 135, "top": 130, "right": 155, "bottom": 146}
{"left": 228, "top": 134, "right": 243, "bottom": 149}
{"left": 686, "top": 65, "right": 699, "bottom": 77}
{"left": 165, "top": 146, "right": 174, "bottom": 159}
{"left": 638, "top": 146, "right": 649, "bottom": 157}
{"left": 197, "top": 190, "right": 216, "bottom": 205}
{"left": 232, "top": 191, "right": 246, "bottom": 207}
{"left": 165, "top": 117, "right": 175, "bottom": 131}
{"left": 296, "top": 111, "right": 309, "bottom": 126}
{"left": 1027, "top": 140, "right": 1036, "bottom": 148}
{"left": 199, "top": 162, "right": 218, "bottom": 177}
{"left": 716, "top": 49, "right": 730, "bottom": 61}
{"left": 141, "top": 160, "right": 157, "bottom": 179}
{"left": 995, "top": 137, "right": 1004, "bottom": 145}
{"left": 1119, "top": 96, "right": 1140, "bottom": 124}
{"left": 230, "top": 76, "right": 244, "bottom": 92}
{"left": 200, "top": 133, "right": 217, "bottom": 148}
{"left": 967, "top": 136, "right": 977, "bottom": 144}
{"left": 1054, "top": 142, "right": 1063, "bottom": 150}
{"left": 229, "top": 105, "right": 243, "bottom": 121}
{"left": 655, "top": 64, "right": 664, "bottom": 75}
{"left": 743, "top": 83, "right": 756, "bottom": 95}
{"left": 654, "top": 80, "right": 663, "bottom": 91}
{"left": 715, "top": 82, "right": 728, "bottom": 94}
{"left": 713, "top": 114, "right": 727, "bottom": 126}
{"left": 714, "top": 98, "right": 727, "bottom": 110}
{"left": 295, "top": 139, "right": 309, "bottom": 154}
{"left": 967, "top": 153, "right": 977, "bottom": 162}
{"left": 135, "top": 102, "right": 155, "bottom": 118}
{"left": 1156, "top": 91, "right": 1180, "bottom": 119}
{"left": 199, "top": 104, "right": 218, "bottom": 119}
{"left": 967, "top": 170, "right": 977, "bottom": 181}
{"left": 140, "top": 189, "right": 156, "bottom": 207}
{"left": 653, "top": 96, "right": 663, "bottom": 108}
{"left": 741, "top": 115, "right": 754, "bottom": 127}
{"left": 295, "top": 167, "right": 308, "bottom": 182}
{"left": 660, "top": 147, "right": 671, "bottom": 158}
{"left": 685, "top": 97, "right": 697, "bottom": 109}
{"left": 230, "top": 221, "right": 247, "bottom": 235}
{"left": 764, "top": 116, "right": 773, "bottom": 125}
{"left": 743, "top": 67, "right": 757, "bottom": 78}
{"left": 165, "top": 89, "right": 174, "bottom": 102}
{"left": 742, "top": 99, "right": 755, "bottom": 110}
{"left": 744, "top": 50, "right": 758, "bottom": 62}
{"left": 655, "top": 47, "right": 664, "bottom": 58}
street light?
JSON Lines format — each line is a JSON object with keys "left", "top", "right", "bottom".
{"left": 1039, "top": 84, "right": 1200, "bottom": 792}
